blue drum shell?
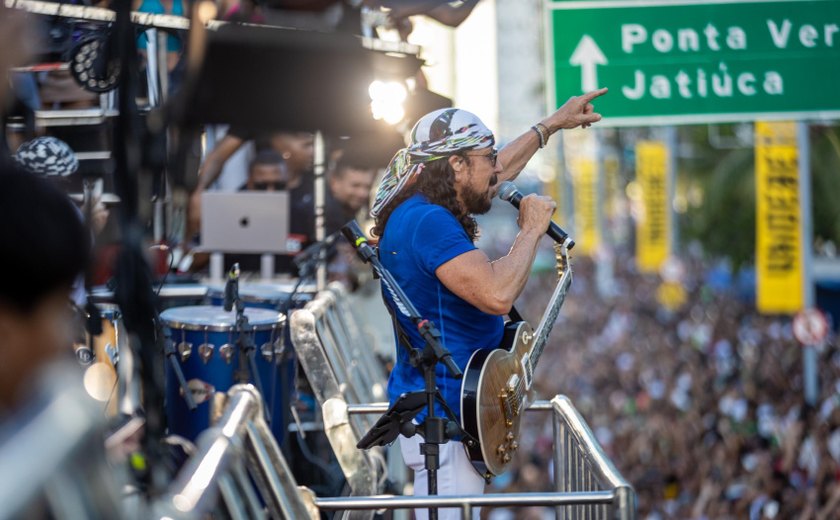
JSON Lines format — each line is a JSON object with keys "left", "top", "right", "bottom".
{"left": 161, "top": 306, "right": 288, "bottom": 442}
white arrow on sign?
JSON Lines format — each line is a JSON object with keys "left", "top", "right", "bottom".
{"left": 569, "top": 35, "right": 607, "bottom": 93}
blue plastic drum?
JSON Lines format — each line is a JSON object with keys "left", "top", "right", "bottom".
{"left": 161, "top": 305, "right": 292, "bottom": 443}
{"left": 205, "top": 282, "right": 318, "bottom": 311}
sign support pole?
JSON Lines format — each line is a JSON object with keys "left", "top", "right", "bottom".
{"left": 798, "top": 121, "right": 818, "bottom": 406}
{"left": 664, "top": 126, "right": 678, "bottom": 256}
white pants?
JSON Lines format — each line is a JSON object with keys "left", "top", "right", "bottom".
{"left": 399, "top": 435, "right": 486, "bottom": 520}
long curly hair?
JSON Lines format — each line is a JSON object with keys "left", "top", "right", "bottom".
{"left": 371, "top": 155, "right": 478, "bottom": 242}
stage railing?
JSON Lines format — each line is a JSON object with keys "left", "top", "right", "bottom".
{"left": 315, "top": 396, "right": 636, "bottom": 520}
{"left": 153, "top": 384, "right": 318, "bottom": 520}
{"left": 325, "top": 283, "right": 388, "bottom": 406}
{"left": 289, "top": 286, "right": 386, "bottom": 503}
{"left": 0, "top": 363, "right": 125, "bottom": 520}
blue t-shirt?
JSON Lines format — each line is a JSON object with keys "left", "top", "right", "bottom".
{"left": 380, "top": 194, "right": 504, "bottom": 424}
{"left": 136, "top": 0, "right": 184, "bottom": 52}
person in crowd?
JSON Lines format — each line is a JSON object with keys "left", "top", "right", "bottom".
{"left": 371, "top": 89, "right": 606, "bottom": 519}
{"left": 13, "top": 136, "right": 108, "bottom": 307}
{"left": 323, "top": 154, "right": 377, "bottom": 286}
{"left": 486, "top": 251, "right": 840, "bottom": 519}
{"left": 184, "top": 149, "right": 298, "bottom": 274}
{"left": 325, "top": 153, "right": 377, "bottom": 232}
{"left": 0, "top": 167, "right": 90, "bottom": 412}
{"left": 186, "top": 130, "right": 314, "bottom": 241}
{"left": 14, "top": 136, "right": 110, "bottom": 236}
{"left": 134, "top": 0, "right": 186, "bottom": 73}
{"left": 243, "top": 148, "right": 289, "bottom": 192}
{"left": 372, "top": 0, "right": 480, "bottom": 28}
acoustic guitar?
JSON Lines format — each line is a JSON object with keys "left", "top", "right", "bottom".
{"left": 460, "top": 243, "right": 572, "bottom": 478}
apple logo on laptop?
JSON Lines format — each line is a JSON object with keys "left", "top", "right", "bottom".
{"left": 239, "top": 216, "right": 250, "bottom": 228}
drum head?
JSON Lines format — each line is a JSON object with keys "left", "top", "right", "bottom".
{"left": 159, "top": 305, "right": 285, "bottom": 331}
{"left": 207, "top": 282, "right": 317, "bottom": 303}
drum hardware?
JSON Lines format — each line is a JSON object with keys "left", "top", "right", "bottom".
{"left": 160, "top": 305, "right": 287, "bottom": 442}
{"left": 260, "top": 343, "right": 274, "bottom": 363}
{"left": 239, "top": 323, "right": 269, "bottom": 423}
{"left": 219, "top": 343, "right": 234, "bottom": 364}
{"left": 164, "top": 338, "right": 197, "bottom": 412}
{"left": 198, "top": 327, "right": 214, "bottom": 364}
{"left": 274, "top": 335, "right": 285, "bottom": 358}
{"left": 198, "top": 344, "right": 214, "bottom": 363}
{"left": 176, "top": 328, "right": 192, "bottom": 362}
{"left": 72, "top": 303, "right": 138, "bottom": 416}
{"left": 104, "top": 342, "right": 119, "bottom": 366}
{"left": 75, "top": 343, "right": 95, "bottom": 365}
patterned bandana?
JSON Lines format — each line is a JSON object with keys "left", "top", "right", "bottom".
{"left": 370, "top": 108, "right": 494, "bottom": 217}
{"left": 14, "top": 137, "right": 79, "bottom": 177}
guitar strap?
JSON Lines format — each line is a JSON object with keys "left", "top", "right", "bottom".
{"left": 374, "top": 247, "right": 415, "bottom": 354}
{"left": 507, "top": 305, "right": 524, "bottom": 324}
{"left": 374, "top": 264, "right": 484, "bottom": 450}
{"left": 377, "top": 274, "right": 524, "bottom": 346}
{"left": 383, "top": 294, "right": 414, "bottom": 354}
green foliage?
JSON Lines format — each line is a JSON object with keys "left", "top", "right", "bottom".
{"left": 678, "top": 124, "right": 840, "bottom": 269}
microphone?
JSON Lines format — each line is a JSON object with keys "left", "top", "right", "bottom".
{"left": 341, "top": 220, "right": 377, "bottom": 263}
{"left": 497, "top": 181, "right": 575, "bottom": 250}
{"left": 292, "top": 231, "right": 341, "bottom": 270}
{"left": 223, "top": 263, "right": 240, "bottom": 312}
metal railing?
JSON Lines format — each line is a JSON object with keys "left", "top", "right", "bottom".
{"left": 154, "top": 384, "right": 318, "bottom": 520}
{"left": 314, "top": 396, "right": 636, "bottom": 520}
{"left": 289, "top": 289, "right": 383, "bottom": 502}
{"left": 0, "top": 363, "right": 126, "bottom": 520}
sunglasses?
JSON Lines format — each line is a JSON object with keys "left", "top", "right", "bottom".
{"left": 465, "top": 148, "right": 498, "bottom": 168}
{"left": 252, "top": 181, "right": 286, "bottom": 191}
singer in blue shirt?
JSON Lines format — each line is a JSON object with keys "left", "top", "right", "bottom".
{"left": 369, "top": 88, "right": 607, "bottom": 520}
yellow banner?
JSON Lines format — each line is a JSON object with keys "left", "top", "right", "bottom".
{"left": 755, "top": 121, "right": 803, "bottom": 314}
{"left": 571, "top": 157, "right": 600, "bottom": 256}
{"left": 635, "top": 141, "right": 670, "bottom": 273}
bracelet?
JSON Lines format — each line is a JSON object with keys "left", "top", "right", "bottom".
{"left": 535, "top": 122, "right": 551, "bottom": 144}
{"left": 531, "top": 125, "right": 546, "bottom": 148}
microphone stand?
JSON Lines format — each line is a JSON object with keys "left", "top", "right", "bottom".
{"left": 81, "top": 178, "right": 103, "bottom": 355}
{"left": 224, "top": 263, "right": 270, "bottom": 422}
{"left": 342, "top": 221, "right": 478, "bottom": 520}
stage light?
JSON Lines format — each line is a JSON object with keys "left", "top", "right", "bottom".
{"left": 369, "top": 80, "right": 407, "bottom": 125}
{"left": 196, "top": 0, "right": 218, "bottom": 23}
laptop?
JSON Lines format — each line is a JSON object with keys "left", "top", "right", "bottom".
{"left": 201, "top": 191, "right": 290, "bottom": 254}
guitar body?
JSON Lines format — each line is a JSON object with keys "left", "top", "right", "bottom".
{"left": 460, "top": 320, "right": 535, "bottom": 477}
{"left": 460, "top": 243, "right": 573, "bottom": 478}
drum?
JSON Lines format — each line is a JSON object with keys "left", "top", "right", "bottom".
{"left": 160, "top": 305, "right": 293, "bottom": 443}
{"left": 205, "top": 282, "right": 317, "bottom": 311}
{"left": 72, "top": 304, "right": 126, "bottom": 416}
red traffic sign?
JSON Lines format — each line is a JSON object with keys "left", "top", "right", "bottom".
{"left": 793, "top": 309, "right": 829, "bottom": 346}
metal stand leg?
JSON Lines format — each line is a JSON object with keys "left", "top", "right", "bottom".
{"left": 260, "top": 253, "right": 274, "bottom": 282}
{"left": 210, "top": 252, "right": 224, "bottom": 285}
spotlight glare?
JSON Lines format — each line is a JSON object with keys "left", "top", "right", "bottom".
{"left": 369, "top": 80, "right": 408, "bottom": 125}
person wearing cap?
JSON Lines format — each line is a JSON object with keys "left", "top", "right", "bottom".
{"left": 13, "top": 136, "right": 110, "bottom": 236}
{"left": 370, "top": 88, "right": 607, "bottom": 518}
{"left": 13, "top": 136, "right": 108, "bottom": 307}
{"left": 0, "top": 166, "right": 91, "bottom": 412}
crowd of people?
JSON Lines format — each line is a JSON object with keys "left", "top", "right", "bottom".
{"left": 9, "top": 2, "right": 840, "bottom": 519}
{"left": 484, "top": 246, "right": 839, "bottom": 519}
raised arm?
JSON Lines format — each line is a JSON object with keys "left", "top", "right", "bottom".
{"left": 185, "top": 134, "right": 245, "bottom": 240}
{"left": 435, "top": 194, "right": 556, "bottom": 315}
{"left": 497, "top": 87, "right": 608, "bottom": 184}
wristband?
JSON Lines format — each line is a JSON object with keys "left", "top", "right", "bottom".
{"left": 531, "top": 125, "right": 546, "bottom": 148}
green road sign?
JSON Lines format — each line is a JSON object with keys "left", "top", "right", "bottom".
{"left": 547, "top": 0, "right": 840, "bottom": 126}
